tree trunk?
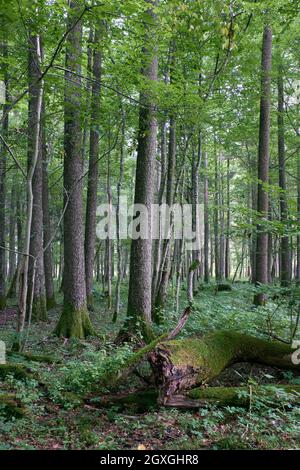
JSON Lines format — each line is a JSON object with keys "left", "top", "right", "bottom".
{"left": 84, "top": 23, "right": 102, "bottom": 308}
{"left": 42, "top": 99, "right": 56, "bottom": 310}
{"left": 225, "top": 158, "right": 230, "bottom": 279}
{"left": 125, "top": 1, "right": 158, "bottom": 340}
{"left": 277, "top": 62, "right": 290, "bottom": 286}
{"left": 54, "top": 2, "right": 94, "bottom": 338}
{"left": 154, "top": 40, "right": 176, "bottom": 317}
{"left": 8, "top": 184, "right": 16, "bottom": 282}
{"left": 113, "top": 106, "right": 126, "bottom": 322}
{"left": 254, "top": 26, "right": 272, "bottom": 305}
{"left": 214, "top": 140, "right": 220, "bottom": 281}
{"left": 203, "top": 151, "right": 210, "bottom": 283}
{"left": 0, "top": 40, "right": 8, "bottom": 309}
{"left": 27, "top": 35, "right": 47, "bottom": 322}
{"left": 16, "top": 35, "right": 44, "bottom": 350}
{"left": 297, "top": 145, "right": 300, "bottom": 283}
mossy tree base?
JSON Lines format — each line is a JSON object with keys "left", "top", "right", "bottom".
{"left": 149, "top": 331, "right": 300, "bottom": 402}
{"left": 54, "top": 303, "right": 95, "bottom": 339}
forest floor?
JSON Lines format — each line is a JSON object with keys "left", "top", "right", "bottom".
{"left": 0, "top": 282, "right": 299, "bottom": 450}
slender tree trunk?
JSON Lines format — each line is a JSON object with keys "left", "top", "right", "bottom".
{"left": 203, "top": 151, "right": 209, "bottom": 283}
{"left": 125, "top": 1, "right": 158, "bottom": 340}
{"left": 254, "top": 26, "right": 272, "bottom": 306}
{"left": 8, "top": 184, "right": 16, "bottom": 281}
{"left": 106, "top": 130, "right": 112, "bottom": 310}
{"left": 214, "top": 140, "right": 220, "bottom": 281}
{"left": 151, "top": 120, "right": 167, "bottom": 305}
{"left": 113, "top": 106, "right": 126, "bottom": 322}
{"left": 54, "top": 2, "right": 94, "bottom": 338}
{"left": 27, "top": 35, "right": 47, "bottom": 322}
{"left": 42, "top": 100, "right": 56, "bottom": 310}
{"left": 84, "top": 23, "right": 102, "bottom": 308}
{"left": 16, "top": 35, "right": 44, "bottom": 350}
{"left": 0, "top": 41, "right": 8, "bottom": 309}
{"left": 154, "top": 41, "right": 176, "bottom": 317}
{"left": 277, "top": 62, "right": 290, "bottom": 286}
{"left": 225, "top": 157, "right": 230, "bottom": 279}
{"left": 154, "top": 115, "right": 176, "bottom": 315}
{"left": 297, "top": 146, "right": 300, "bottom": 283}
{"left": 191, "top": 132, "right": 202, "bottom": 291}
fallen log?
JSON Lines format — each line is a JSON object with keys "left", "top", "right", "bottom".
{"left": 0, "top": 363, "right": 33, "bottom": 380}
{"left": 91, "top": 384, "right": 300, "bottom": 411}
{"left": 149, "top": 330, "right": 300, "bottom": 403}
{"left": 0, "top": 394, "right": 27, "bottom": 418}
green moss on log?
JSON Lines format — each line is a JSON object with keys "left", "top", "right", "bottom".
{"left": 187, "top": 384, "right": 300, "bottom": 407}
{"left": 92, "top": 390, "right": 158, "bottom": 412}
{"left": 0, "top": 363, "right": 32, "bottom": 380}
{"left": 0, "top": 394, "right": 27, "bottom": 419}
{"left": 152, "top": 331, "right": 299, "bottom": 398}
{"left": 8, "top": 351, "right": 60, "bottom": 364}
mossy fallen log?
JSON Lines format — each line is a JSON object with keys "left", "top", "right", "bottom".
{"left": 216, "top": 283, "right": 232, "bottom": 292}
{"left": 7, "top": 351, "right": 60, "bottom": 364}
{"left": 91, "top": 384, "right": 300, "bottom": 411}
{"left": 0, "top": 394, "right": 27, "bottom": 418}
{"left": 89, "top": 390, "right": 158, "bottom": 412}
{"left": 149, "top": 331, "right": 300, "bottom": 402}
{"left": 186, "top": 384, "right": 300, "bottom": 408}
{"left": 0, "top": 363, "right": 32, "bottom": 380}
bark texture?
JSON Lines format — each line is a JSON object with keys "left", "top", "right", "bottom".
{"left": 277, "top": 63, "right": 290, "bottom": 286}
{"left": 85, "top": 23, "right": 102, "bottom": 307}
{"left": 125, "top": 1, "right": 158, "bottom": 339}
{"left": 0, "top": 41, "right": 8, "bottom": 309}
{"left": 254, "top": 26, "right": 272, "bottom": 305}
{"left": 42, "top": 100, "right": 55, "bottom": 310}
{"left": 27, "top": 35, "right": 47, "bottom": 322}
{"left": 55, "top": 2, "right": 94, "bottom": 338}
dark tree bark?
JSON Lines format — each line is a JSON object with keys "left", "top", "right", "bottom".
{"left": 125, "top": 1, "right": 158, "bottom": 340}
{"left": 55, "top": 2, "right": 94, "bottom": 338}
{"left": 254, "top": 26, "right": 272, "bottom": 305}
{"left": 27, "top": 35, "right": 47, "bottom": 322}
{"left": 84, "top": 23, "right": 102, "bottom": 308}
{"left": 42, "top": 100, "right": 56, "bottom": 310}
{"left": 277, "top": 63, "right": 290, "bottom": 286}
{"left": 0, "top": 41, "right": 8, "bottom": 309}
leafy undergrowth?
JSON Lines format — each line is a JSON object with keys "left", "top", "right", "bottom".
{"left": 0, "top": 282, "right": 299, "bottom": 450}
